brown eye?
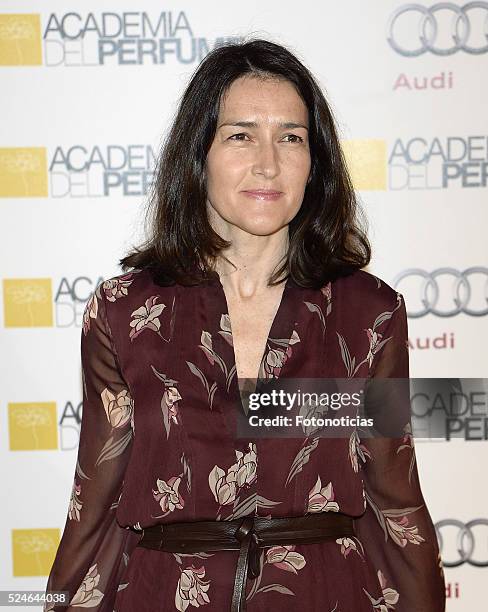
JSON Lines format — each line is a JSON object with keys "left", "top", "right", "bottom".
{"left": 284, "top": 134, "right": 304, "bottom": 143}
{"left": 228, "top": 133, "right": 249, "bottom": 141}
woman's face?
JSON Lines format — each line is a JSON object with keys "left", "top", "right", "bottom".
{"left": 205, "top": 75, "right": 311, "bottom": 237}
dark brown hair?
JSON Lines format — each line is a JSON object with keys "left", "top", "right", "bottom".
{"left": 120, "top": 37, "right": 371, "bottom": 288}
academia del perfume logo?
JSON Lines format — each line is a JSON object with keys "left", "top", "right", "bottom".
{"left": 3, "top": 276, "right": 104, "bottom": 328}
{"left": 0, "top": 11, "right": 241, "bottom": 67}
{"left": 0, "top": 145, "right": 156, "bottom": 198}
{"left": 8, "top": 399, "right": 84, "bottom": 452}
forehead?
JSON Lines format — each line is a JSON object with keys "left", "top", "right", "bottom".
{"left": 218, "top": 76, "right": 308, "bottom": 123}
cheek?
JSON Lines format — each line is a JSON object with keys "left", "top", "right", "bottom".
{"left": 207, "top": 155, "right": 245, "bottom": 197}
{"left": 206, "top": 154, "right": 224, "bottom": 194}
{"left": 283, "top": 155, "right": 312, "bottom": 190}
{"left": 282, "top": 150, "right": 311, "bottom": 176}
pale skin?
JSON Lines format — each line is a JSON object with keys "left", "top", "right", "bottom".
{"left": 204, "top": 75, "right": 311, "bottom": 382}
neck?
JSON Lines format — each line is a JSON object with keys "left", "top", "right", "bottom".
{"left": 210, "top": 233, "right": 289, "bottom": 298}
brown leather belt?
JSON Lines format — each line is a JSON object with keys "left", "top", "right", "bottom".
{"left": 136, "top": 512, "right": 356, "bottom": 611}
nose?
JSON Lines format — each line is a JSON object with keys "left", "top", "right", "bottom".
{"left": 251, "top": 141, "right": 279, "bottom": 179}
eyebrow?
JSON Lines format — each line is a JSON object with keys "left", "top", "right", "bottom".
{"left": 218, "top": 120, "right": 309, "bottom": 130}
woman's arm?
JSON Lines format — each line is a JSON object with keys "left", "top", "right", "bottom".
{"left": 44, "top": 282, "right": 138, "bottom": 611}
{"left": 354, "top": 292, "right": 446, "bottom": 612}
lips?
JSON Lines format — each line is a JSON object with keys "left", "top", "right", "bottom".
{"left": 241, "top": 189, "right": 283, "bottom": 200}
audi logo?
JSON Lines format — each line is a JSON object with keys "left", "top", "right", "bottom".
{"left": 387, "top": 2, "right": 488, "bottom": 56}
{"left": 392, "top": 267, "right": 488, "bottom": 317}
{"left": 435, "top": 519, "right": 488, "bottom": 567}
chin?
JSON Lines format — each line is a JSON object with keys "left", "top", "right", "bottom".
{"left": 238, "top": 218, "right": 289, "bottom": 236}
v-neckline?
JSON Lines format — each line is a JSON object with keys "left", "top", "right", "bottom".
{"left": 209, "top": 271, "right": 294, "bottom": 393}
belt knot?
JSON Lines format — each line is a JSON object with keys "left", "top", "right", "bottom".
{"left": 234, "top": 517, "right": 261, "bottom": 580}
{"left": 234, "top": 517, "right": 255, "bottom": 543}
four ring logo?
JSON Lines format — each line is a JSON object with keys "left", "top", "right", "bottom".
{"left": 392, "top": 267, "right": 488, "bottom": 317}
{"left": 387, "top": 3, "right": 488, "bottom": 56}
{"left": 435, "top": 519, "right": 488, "bottom": 567}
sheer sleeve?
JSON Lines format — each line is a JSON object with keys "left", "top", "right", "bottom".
{"left": 354, "top": 292, "right": 446, "bottom": 612}
{"left": 44, "top": 282, "right": 139, "bottom": 611}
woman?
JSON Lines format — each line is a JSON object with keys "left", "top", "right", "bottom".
{"left": 44, "top": 39, "right": 446, "bottom": 611}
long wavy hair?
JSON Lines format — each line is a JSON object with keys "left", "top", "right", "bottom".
{"left": 120, "top": 38, "right": 371, "bottom": 288}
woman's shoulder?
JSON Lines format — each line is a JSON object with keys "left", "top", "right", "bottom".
{"left": 331, "top": 268, "right": 402, "bottom": 313}
{"left": 89, "top": 267, "right": 176, "bottom": 341}
{"left": 99, "top": 267, "right": 156, "bottom": 300}
{"left": 94, "top": 266, "right": 174, "bottom": 315}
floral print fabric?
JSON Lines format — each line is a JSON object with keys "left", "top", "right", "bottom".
{"left": 44, "top": 267, "right": 446, "bottom": 611}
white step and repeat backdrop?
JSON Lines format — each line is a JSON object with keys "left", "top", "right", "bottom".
{"left": 1, "top": 1, "right": 487, "bottom": 610}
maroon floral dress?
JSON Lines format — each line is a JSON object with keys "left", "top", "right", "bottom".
{"left": 44, "top": 266, "right": 446, "bottom": 612}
